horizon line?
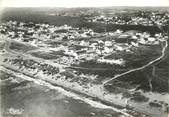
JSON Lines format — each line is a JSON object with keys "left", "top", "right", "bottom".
{"left": 2, "top": 6, "right": 169, "bottom": 8}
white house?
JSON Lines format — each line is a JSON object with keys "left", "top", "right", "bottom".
{"left": 148, "top": 37, "right": 156, "bottom": 42}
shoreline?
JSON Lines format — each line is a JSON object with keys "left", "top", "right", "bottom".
{"left": 0, "top": 66, "right": 134, "bottom": 117}
{"left": 1, "top": 37, "right": 168, "bottom": 117}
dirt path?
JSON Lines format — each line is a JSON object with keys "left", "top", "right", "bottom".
{"left": 2, "top": 37, "right": 168, "bottom": 86}
{"left": 103, "top": 39, "right": 168, "bottom": 85}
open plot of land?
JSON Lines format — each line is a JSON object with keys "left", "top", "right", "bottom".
{"left": 9, "top": 41, "right": 38, "bottom": 53}
{"left": 72, "top": 43, "right": 163, "bottom": 79}
{"left": 104, "top": 45, "right": 169, "bottom": 93}
{"left": 30, "top": 50, "right": 62, "bottom": 60}
{"left": 0, "top": 41, "right": 5, "bottom": 50}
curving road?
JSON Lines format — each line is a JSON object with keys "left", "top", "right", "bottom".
{"left": 1, "top": 36, "right": 166, "bottom": 117}
{"left": 103, "top": 39, "right": 168, "bottom": 85}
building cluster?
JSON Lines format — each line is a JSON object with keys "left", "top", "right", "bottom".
{"left": 3, "top": 57, "right": 93, "bottom": 87}
{"left": 3, "top": 58, "right": 60, "bottom": 76}
{"left": 0, "top": 21, "right": 163, "bottom": 66}
{"left": 0, "top": 21, "right": 97, "bottom": 45}
{"left": 87, "top": 12, "right": 169, "bottom": 26}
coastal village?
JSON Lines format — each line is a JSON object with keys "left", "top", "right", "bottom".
{"left": 0, "top": 20, "right": 164, "bottom": 67}
{"left": 0, "top": 8, "right": 169, "bottom": 117}
{"left": 86, "top": 12, "right": 169, "bottom": 26}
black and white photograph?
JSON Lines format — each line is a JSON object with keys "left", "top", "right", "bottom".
{"left": 0, "top": 0, "right": 169, "bottom": 117}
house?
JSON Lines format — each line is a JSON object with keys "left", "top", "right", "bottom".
{"left": 96, "top": 49, "right": 102, "bottom": 55}
{"left": 148, "top": 37, "right": 156, "bottom": 42}
{"left": 80, "top": 40, "right": 89, "bottom": 46}
{"left": 80, "top": 33, "right": 88, "bottom": 38}
{"left": 131, "top": 42, "right": 138, "bottom": 47}
{"left": 116, "top": 29, "right": 123, "bottom": 34}
{"left": 131, "top": 35, "right": 138, "bottom": 40}
{"left": 115, "top": 45, "right": 123, "bottom": 51}
{"left": 103, "top": 47, "right": 111, "bottom": 53}
{"left": 105, "top": 41, "right": 112, "bottom": 47}
{"left": 139, "top": 38, "right": 147, "bottom": 44}
{"left": 98, "top": 40, "right": 104, "bottom": 44}
{"left": 97, "top": 58, "right": 125, "bottom": 65}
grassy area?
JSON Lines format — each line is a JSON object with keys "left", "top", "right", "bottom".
{"left": 103, "top": 44, "right": 169, "bottom": 93}
{"left": 31, "top": 51, "right": 61, "bottom": 60}
{"left": 73, "top": 43, "right": 163, "bottom": 79}
{"left": 0, "top": 70, "right": 13, "bottom": 80}
{"left": 9, "top": 41, "right": 37, "bottom": 52}
{"left": 0, "top": 41, "right": 5, "bottom": 50}
{"left": 72, "top": 60, "right": 126, "bottom": 77}
{"left": 105, "top": 64, "right": 168, "bottom": 93}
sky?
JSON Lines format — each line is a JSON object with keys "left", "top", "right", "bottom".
{"left": 0, "top": 0, "right": 169, "bottom": 7}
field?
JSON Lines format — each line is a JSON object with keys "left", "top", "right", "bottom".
{"left": 9, "top": 41, "right": 38, "bottom": 52}
{"left": 104, "top": 44, "right": 169, "bottom": 93}
{"left": 0, "top": 41, "right": 5, "bottom": 50}
{"left": 72, "top": 44, "right": 163, "bottom": 79}
{"left": 30, "top": 51, "right": 62, "bottom": 60}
